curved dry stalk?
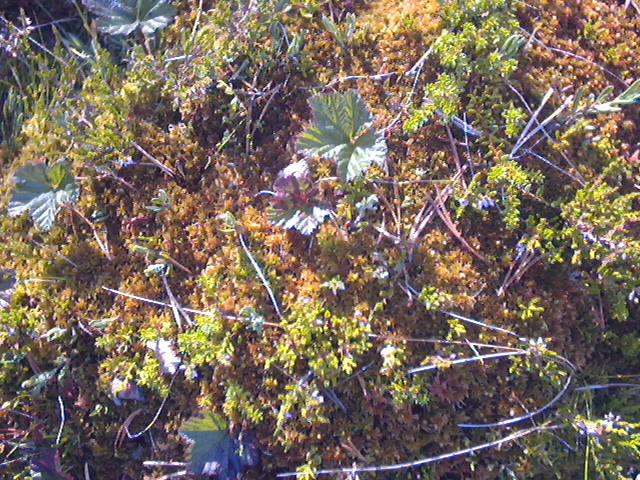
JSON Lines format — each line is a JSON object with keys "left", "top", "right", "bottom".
{"left": 432, "top": 190, "right": 490, "bottom": 264}
{"left": 458, "top": 366, "right": 574, "bottom": 428}
{"left": 236, "top": 230, "right": 283, "bottom": 320}
{"left": 276, "top": 424, "right": 560, "bottom": 477}
{"left": 115, "top": 370, "right": 179, "bottom": 450}
{"left": 55, "top": 395, "right": 65, "bottom": 446}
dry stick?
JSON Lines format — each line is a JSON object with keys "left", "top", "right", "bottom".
{"left": 440, "top": 310, "right": 520, "bottom": 338}
{"left": 432, "top": 189, "right": 490, "bottom": 264}
{"left": 30, "top": 239, "right": 79, "bottom": 269}
{"left": 625, "top": 0, "right": 640, "bottom": 13}
{"left": 160, "top": 274, "right": 193, "bottom": 329}
{"left": 576, "top": 383, "right": 640, "bottom": 392}
{"left": 507, "top": 83, "right": 585, "bottom": 185}
{"left": 521, "top": 27, "right": 628, "bottom": 87}
{"left": 158, "top": 472, "right": 189, "bottom": 480}
{"left": 510, "top": 88, "right": 555, "bottom": 157}
{"left": 120, "top": 369, "right": 180, "bottom": 443}
{"left": 0, "top": 407, "right": 36, "bottom": 421}
{"left": 102, "top": 286, "right": 282, "bottom": 328}
{"left": 407, "top": 166, "right": 467, "bottom": 260}
{"left": 522, "top": 149, "right": 584, "bottom": 184}
{"left": 404, "top": 330, "right": 577, "bottom": 430}
{"left": 69, "top": 206, "right": 112, "bottom": 261}
{"left": 131, "top": 141, "right": 177, "bottom": 178}
{"left": 408, "top": 350, "right": 530, "bottom": 375}
{"left": 158, "top": 253, "right": 193, "bottom": 276}
{"left": 143, "top": 461, "right": 187, "bottom": 468}
{"left": 55, "top": 395, "right": 65, "bottom": 446}
{"left": 445, "top": 123, "right": 467, "bottom": 189}
{"left": 497, "top": 248, "right": 545, "bottom": 297}
{"left": 277, "top": 424, "right": 559, "bottom": 477}
{"left": 458, "top": 363, "right": 574, "bottom": 428}
{"left": 369, "top": 333, "right": 523, "bottom": 351}
{"left": 236, "top": 230, "right": 283, "bottom": 320}
{"left": 249, "top": 82, "right": 286, "bottom": 142}
{"left": 372, "top": 184, "right": 401, "bottom": 232}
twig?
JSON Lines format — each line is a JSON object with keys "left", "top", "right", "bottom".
{"left": 131, "top": 141, "right": 177, "bottom": 178}
{"left": 445, "top": 123, "right": 466, "bottom": 189}
{"left": 521, "top": 149, "right": 583, "bottom": 184}
{"left": 158, "top": 472, "right": 189, "bottom": 480}
{"left": 103, "top": 287, "right": 214, "bottom": 316}
{"left": 458, "top": 364, "right": 573, "bottom": 428}
{"left": 368, "top": 333, "right": 522, "bottom": 351}
{"left": 510, "top": 88, "right": 554, "bottom": 158}
{"left": 276, "top": 425, "right": 559, "bottom": 476}
{"left": 249, "top": 82, "right": 286, "bottom": 141}
{"left": 143, "top": 461, "right": 187, "bottom": 468}
{"left": 116, "top": 369, "right": 180, "bottom": 445}
{"left": 55, "top": 395, "right": 65, "bottom": 445}
{"left": 69, "top": 207, "right": 112, "bottom": 261}
{"left": 302, "top": 72, "right": 398, "bottom": 91}
{"left": 408, "top": 350, "right": 529, "bottom": 374}
{"left": 102, "top": 287, "right": 282, "bottom": 328}
{"left": 507, "top": 83, "right": 584, "bottom": 185}
{"left": 432, "top": 189, "right": 490, "bottom": 264}
{"left": 237, "top": 230, "right": 283, "bottom": 320}
{"left": 575, "top": 383, "right": 640, "bottom": 392}
{"left": 497, "top": 246, "right": 544, "bottom": 297}
{"left": 440, "top": 310, "right": 520, "bottom": 338}
{"left": 521, "top": 28, "right": 627, "bottom": 88}
{"left": 30, "top": 239, "right": 79, "bottom": 269}
{"left": 160, "top": 274, "right": 193, "bottom": 329}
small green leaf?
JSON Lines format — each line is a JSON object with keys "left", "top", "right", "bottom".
{"left": 617, "top": 78, "right": 640, "bottom": 104}
{"left": 297, "top": 90, "right": 387, "bottom": 181}
{"left": 82, "top": 0, "right": 176, "bottom": 35}
{"left": 8, "top": 162, "right": 79, "bottom": 231}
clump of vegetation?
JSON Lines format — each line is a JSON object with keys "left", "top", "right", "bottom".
{"left": 1, "top": 0, "right": 640, "bottom": 479}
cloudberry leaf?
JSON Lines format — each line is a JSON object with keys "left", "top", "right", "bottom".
{"left": 296, "top": 90, "right": 387, "bottom": 181}
{"left": 180, "top": 412, "right": 260, "bottom": 479}
{"left": 8, "top": 162, "right": 79, "bottom": 231}
{"left": 82, "top": 0, "right": 176, "bottom": 35}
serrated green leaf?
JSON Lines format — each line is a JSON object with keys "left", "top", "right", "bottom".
{"left": 180, "top": 412, "right": 230, "bottom": 474}
{"left": 8, "top": 162, "right": 79, "bottom": 231}
{"left": 269, "top": 205, "right": 333, "bottom": 235}
{"left": 82, "top": 0, "right": 176, "bottom": 35}
{"left": 296, "top": 90, "right": 387, "bottom": 181}
{"left": 180, "top": 412, "right": 260, "bottom": 479}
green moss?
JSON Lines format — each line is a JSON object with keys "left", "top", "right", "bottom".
{"left": 2, "top": 0, "right": 640, "bottom": 478}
